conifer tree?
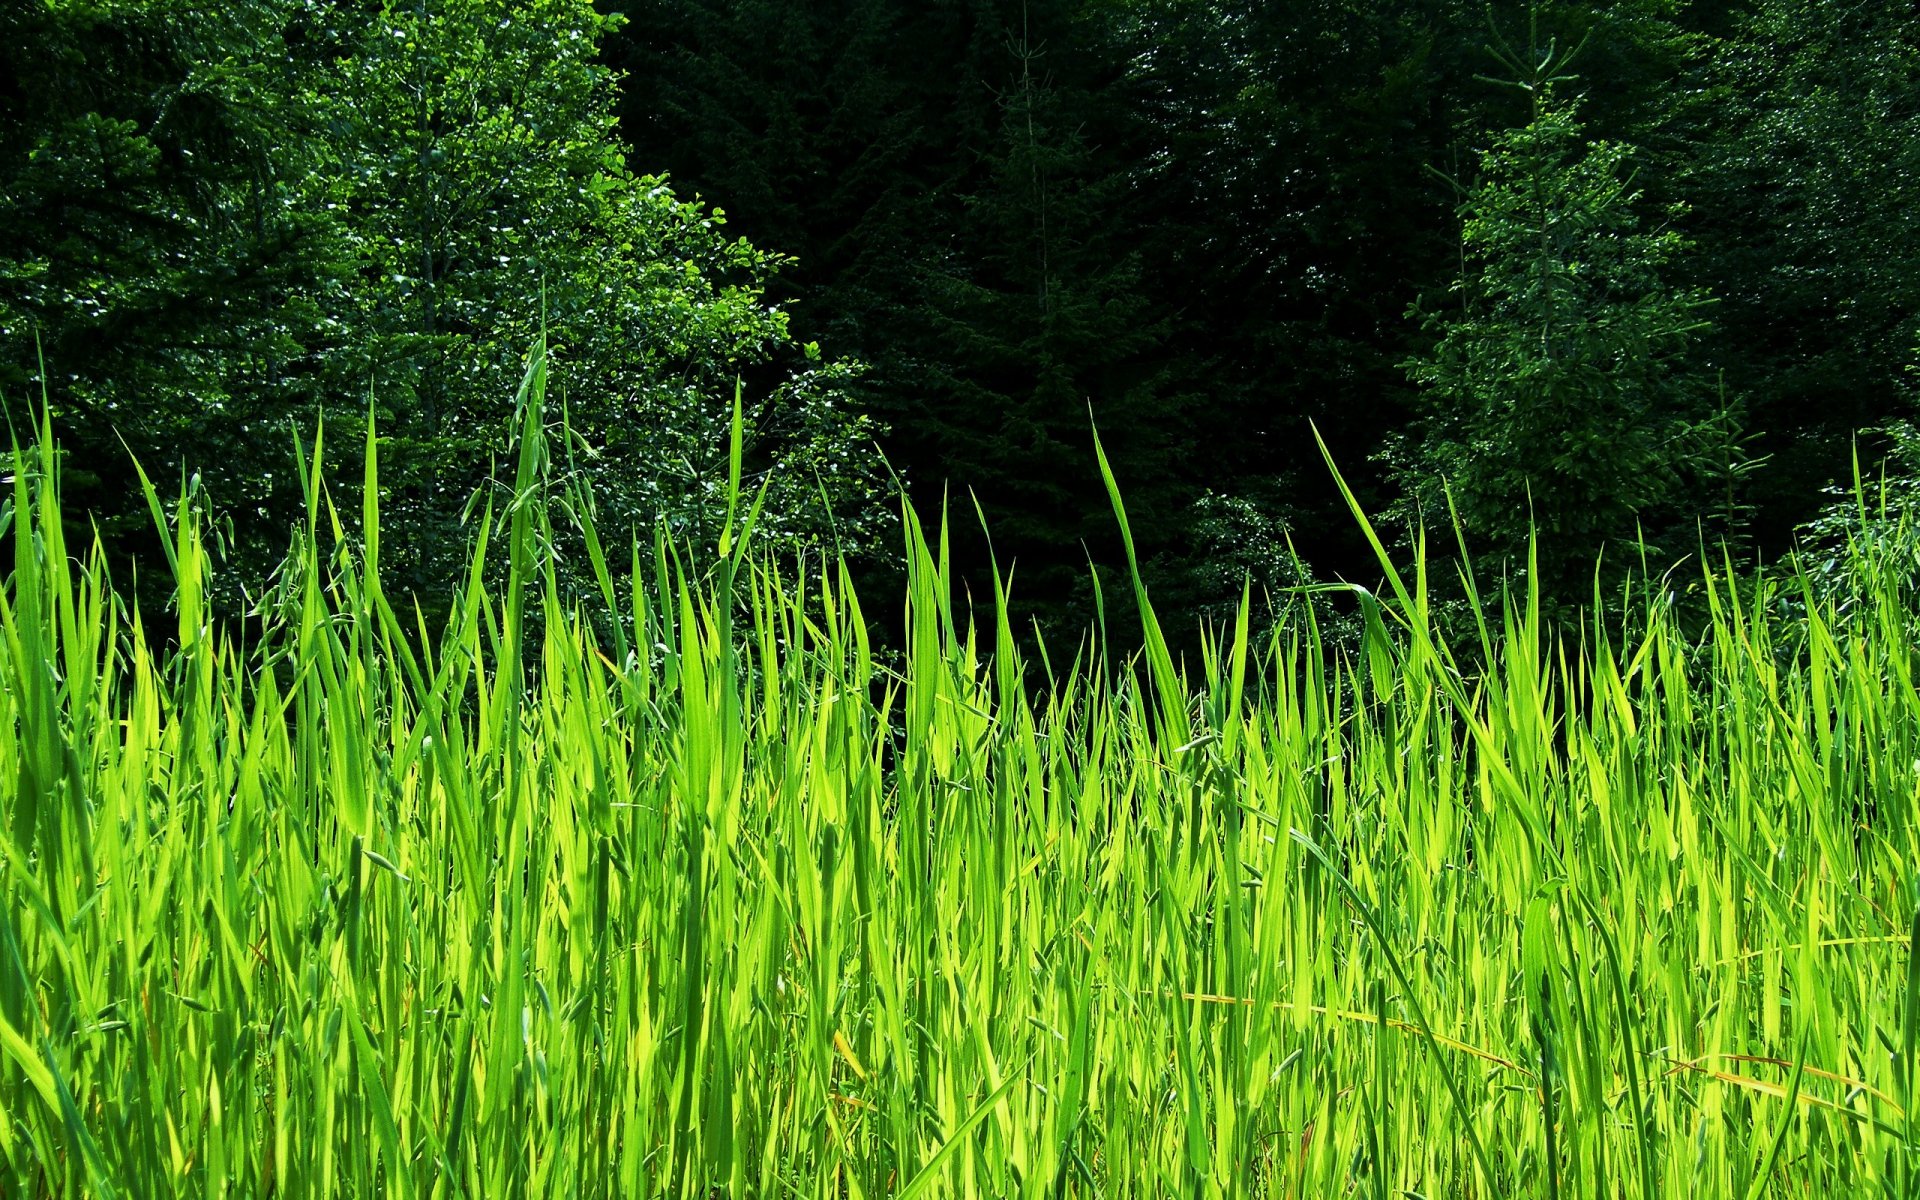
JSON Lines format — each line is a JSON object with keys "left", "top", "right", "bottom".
{"left": 613, "top": 0, "right": 1191, "bottom": 640}
{"left": 1393, "top": 41, "right": 1738, "bottom": 595}
{"left": 1687, "top": 0, "right": 1920, "bottom": 543}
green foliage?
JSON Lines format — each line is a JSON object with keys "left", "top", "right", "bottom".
{"left": 7, "top": 0, "right": 1917, "bottom": 646}
{"left": 1686, "top": 0, "right": 1920, "bottom": 541}
{"left": 4, "top": 378, "right": 1920, "bottom": 1194}
{"left": 1394, "top": 61, "right": 1737, "bottom": 597}
{"left": 610, "top": 0, "right": 1751, "bottom": 632}
{"left": 0, "top": 0, "right": 885, "bottom": 612}
{"left": 1796, "top": 417, "right": 1920, "bottom": 614}
{"left": 611, "top": 0, "right": 1208, "bottom": 643}
{"left": 0, "top": 0, "right": 354, "bottom": 562}
{"left": 293, "top": 0, "right": 887, "bottom": 599}
{"left": 1169, "top": 485, "right": 1347, "bottom": 645}
{"left": 625, "top": 0, "right": 1691, "bottom": 642}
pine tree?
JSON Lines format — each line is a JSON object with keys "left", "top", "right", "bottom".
{"left": 1393, "top": 43, "right": 1738, "bottom": 596}
{"left": 894, "top": 0, "right": 1190, "bottom": 638}
{"left": 1686, "top": 0, "right": 1920, "bottom": 545}
{"left": 612, "top": 0, "right": 1192, "bottom": 642}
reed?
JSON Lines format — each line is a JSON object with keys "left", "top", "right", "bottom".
{"left": 2, "top": 344, "right": 1916, "bottom": 1196}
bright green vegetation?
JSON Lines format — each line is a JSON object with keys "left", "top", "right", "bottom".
{"left": 3, "top": 350, "right": 1919, "bottom": 1198}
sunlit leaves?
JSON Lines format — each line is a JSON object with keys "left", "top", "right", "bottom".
{"left": 0, "top": 0, "right": 886, "bottom": 619}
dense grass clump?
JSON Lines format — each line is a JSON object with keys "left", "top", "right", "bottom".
{"left": 4, "top": 349, "right": 1920, "bottom": 1198}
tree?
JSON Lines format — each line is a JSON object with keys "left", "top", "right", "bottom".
{"left": 292, "top": 0, "right": 886, "bottom": 602}
{"left": 1101, "top": 0, "right": 1468, "bottom": 594}
{"left": 0, "top": 0, "right": 884, "bottom": 615}
{"left": 1682, "top": 0, "right": 1920, "bottom": 548}
{"left": 0, "top": 0, "right": 355, "bottom": 587}
{"left": 1392, "top": 49, "right": 1738, "bottom": 597}
{"left": 896, "top": 0, "right": 1197, "bottom": 641}
{"left": 609, "top": 0, "right": 1196, "bottom": 644}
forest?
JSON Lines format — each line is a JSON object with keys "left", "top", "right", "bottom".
{"left": 5, "top": 1, "right": 1920, "bottom": 1197}
{"left": 7, "top": 0, "right": 1917, "bottom": 641}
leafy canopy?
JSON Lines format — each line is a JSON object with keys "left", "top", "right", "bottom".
{"left": 0, "top": 0, "right": 886, "bottom": 611}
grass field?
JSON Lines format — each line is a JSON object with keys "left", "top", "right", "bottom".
{"left": 3, "top": 347, "right": 1919, "bottom": 1197}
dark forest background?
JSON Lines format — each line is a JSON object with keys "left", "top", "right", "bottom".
{"left": 5, "top": 0, "right": 1917, "bottom": 648}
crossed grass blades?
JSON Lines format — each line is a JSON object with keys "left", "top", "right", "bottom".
{"left": 3, "top": 339, "right": 1920, "bottom": 1196}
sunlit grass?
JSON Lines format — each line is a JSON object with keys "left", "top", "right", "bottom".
{"left": 2, "top": 343, "right": 1918, "bottom": 1197}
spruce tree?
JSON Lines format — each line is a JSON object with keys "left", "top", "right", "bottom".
{"left": 1393, "top": 45, "right": 1738, "bottom": 597}
{"left": 1687, "top": 0, "right": 1920, "bottom": 545}
{"left": 612, "top": 0, "right": 1191, "bottom": 641}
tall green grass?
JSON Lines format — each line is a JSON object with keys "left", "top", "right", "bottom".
{"left": 3, "top": 346, "right": 1919, "bottom": 1197}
